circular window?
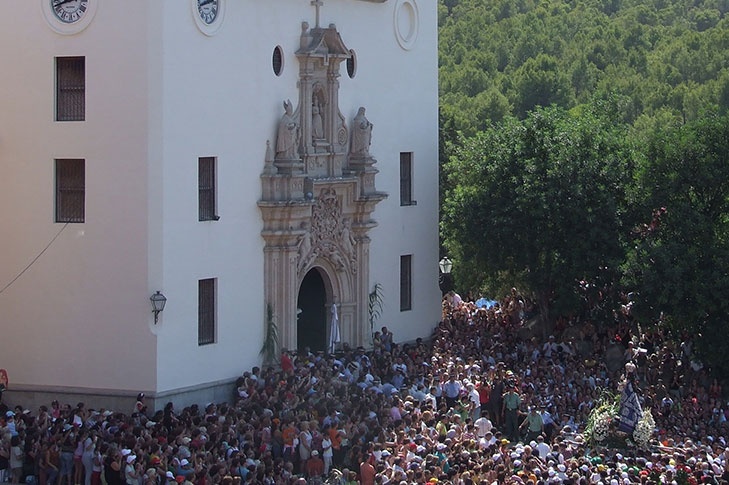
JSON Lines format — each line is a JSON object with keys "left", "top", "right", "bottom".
{"left": 347, "top": 50, "right": 357, "bottom": 79}
{"left": 272, "top": 46, "right": 284, "bottom": 76}
{"left": 394, "top": 0, "right": 420, "bottom": 50}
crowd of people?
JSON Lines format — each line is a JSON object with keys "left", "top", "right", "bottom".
{"left": 0, "top": 289, "right": 727, "bottom": 485}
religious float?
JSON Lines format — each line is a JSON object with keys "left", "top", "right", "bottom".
{"left": 582, "top": 362, "right": 656, "bottom": 450}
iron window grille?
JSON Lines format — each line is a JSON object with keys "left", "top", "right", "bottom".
{"left": 56, "top": 57, "right": 85, "bottom": 122}
{"left": 272, "top": 46, "right": 283, "bottom": 76}
{"left": 198, "top": 157, "right": 218, "bottom": 221}
{"left": 400, "top": 152, "right": 416, "bottom": 206}
{"left": 400, "top": 255, "right": 412, "bottom": 311}
{"left": 198, "top": 278, "right": 216, "bottom": 345}
{"left": 55, "top": 159, "right": 85, "bottom": 223}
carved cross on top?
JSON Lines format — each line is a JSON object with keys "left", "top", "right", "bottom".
{"left": 311, "top": 0, "right": 323, "bottom": 28}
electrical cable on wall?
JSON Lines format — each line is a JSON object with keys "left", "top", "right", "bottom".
{"left": 0, "top": 223, "right": 69, "bottom": 296}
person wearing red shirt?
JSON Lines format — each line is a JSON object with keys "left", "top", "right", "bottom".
{"left": 281, "top": 350, "right": 293, "bottom": 374}
{"left": 306, "top": 451, "right": 324, "bottom": 479}
{"left": 360, "top": 453, "right": 375, "bottom": 485}
{"left": 478, "top": 379, "right": 491, "bottom": 417}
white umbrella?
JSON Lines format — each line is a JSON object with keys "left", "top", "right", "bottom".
{"left": 329, "top": 303, "right": 341, "bottom": 354}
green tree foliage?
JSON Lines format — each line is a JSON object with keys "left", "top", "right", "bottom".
{"left": 623, "top": 116, "right": 729, "bottom": 375}
{"left": 439, "top": 0, "right": 729, "bottom": 142}
{"left": 441, "top": 107, "right": 634, "bottom": 326}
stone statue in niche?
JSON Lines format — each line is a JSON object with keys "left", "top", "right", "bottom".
{"left": 351, "top": 107, "right": 373, "bottom": 157}
{"left": 312, "top": 103, "right": 324, "bottom": 140}
{"left": 276, "top": 100, "right": 300, "bottom": 160}
{"left": 312, "top": 83, "right": 327, "bottom": 142}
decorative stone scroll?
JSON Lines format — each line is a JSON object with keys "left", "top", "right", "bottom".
{"left": 298, "top": 188, "right": 357, "bottom": 274}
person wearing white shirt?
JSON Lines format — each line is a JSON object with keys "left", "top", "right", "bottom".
{"left": 479, "top": 431, "right": 496, "bottom": 449}
{"left": 467, "top": 384, "right": 481, "bottom": 420}
{"left": 425, "top": 388, "right": 438, "bottom": 410}
{"left": 474, "top": 415, "right": 493, "bottom": 438}
{"left": 321, "top": 435, "right": 333, "bottom": 475}
{"left": 535, "top": 435, "right": 551, "bottom": 459}
{"left": 543, "top": 336, "right": 558, "bottom": 358}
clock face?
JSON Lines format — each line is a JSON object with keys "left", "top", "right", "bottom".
{"left": 197, "top": 0, "right": 219, "bottom": 25}
{"left": 51, "top": 0, "right": 89, "bottom": 24}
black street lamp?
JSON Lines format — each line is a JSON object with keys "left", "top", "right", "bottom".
{"left": 150, "top": 291, "right": 167, "bottom": 324}
{"left": 438, "top": 257, "right": 454, "bottom": 295}
{"left": 438, "top": 257, "right": 453, "bottom": 274}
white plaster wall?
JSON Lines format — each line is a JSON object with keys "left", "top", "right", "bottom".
{"left": 336, "top": 0, "right": 442, "bottom": 343}
{"left": 0, "top": 1, "right": 157, "bottom": 391}
{"left": 155, "top": 0, "right": 439, "bottom": 391}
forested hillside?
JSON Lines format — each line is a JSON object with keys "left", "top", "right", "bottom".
{"left": 439, "top": 0, "right": 729, "bottom": 138}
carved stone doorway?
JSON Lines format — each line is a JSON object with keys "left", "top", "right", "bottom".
{"left": 259, "top": 19, "right": 386, "bottom": 354}
{"left": 297, "top": 268, "right": 330, "bottom": 352}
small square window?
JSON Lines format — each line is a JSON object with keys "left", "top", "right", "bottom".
{"left": 56, "top": 57, "right": 85, "bottom": 122}
{"left": 55, "top": 159, "right": 85, "bottom": 223}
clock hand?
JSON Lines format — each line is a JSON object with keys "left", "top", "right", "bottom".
{"left": 199, "top": 0, "right": 215, "bottom": 6}
{"left": 53, "top": 0, "right": 76, "bottom": 6}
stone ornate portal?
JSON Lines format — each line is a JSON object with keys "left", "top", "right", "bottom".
{"left": 298, "top": 188, "right": 358, "bottom": 275}
{"left": 259, "top": 16, "right": 386, "bottom": 352}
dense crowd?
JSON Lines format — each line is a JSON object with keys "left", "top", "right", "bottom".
{"left": 0, "top": 289, "right": 727, "bottom": 485}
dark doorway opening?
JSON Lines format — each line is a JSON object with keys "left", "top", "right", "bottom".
{"left": 297, "top": 268, "right": 328, "bottom": 352}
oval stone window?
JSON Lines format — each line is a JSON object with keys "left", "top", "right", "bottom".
{"left": 394, "top": 0, "right": 419, "bottom": 50}
{"left": 347, "top": 49, "right": 357, "bottom": 79}
{"left": 272, "top": 46, "right": 284, "bottom": 76}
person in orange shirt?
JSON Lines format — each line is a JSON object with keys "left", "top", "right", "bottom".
{"left": 325, "top": 425, "right": 342, "bottom": 466}
{"left": 360, "top": 453, "right": 375, "bottom": 485}
{"left": 281, "top": 422, "right": 297, "bottom": 463}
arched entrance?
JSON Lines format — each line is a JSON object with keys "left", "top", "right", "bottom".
{"left": 297, "top": 268, "right": 328, "bottom": 352}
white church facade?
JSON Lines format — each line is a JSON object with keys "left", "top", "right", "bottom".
{"left": 0, "top": 0, "right": 439, "bottom": 409}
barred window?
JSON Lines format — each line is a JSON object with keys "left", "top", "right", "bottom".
{"left": 56, "top": 57, "right": 85, "bottom": 122}
{"left": 55, "top": 159, "right": 85, "bottom": 223}
{"left": 400, "top": 255, "right": 412, "bottom": 311}
{"left": 198, "top": 278, "right": 216, "bottom": 345}
{"left": 198, "top": 157, "right": 218, "bottom": 221}
{"left": 400, "top": 152, "right": 415, "bottom": 206}
{"left": 272, "top": 46, "right": 283, "bottom": 76}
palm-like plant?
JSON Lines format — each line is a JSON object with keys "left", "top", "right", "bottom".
{"left": 368, "top": 283, "right": 384, "bottom": 342}
{"left": 260, "top": 303, "right": 279, "bottom": 366}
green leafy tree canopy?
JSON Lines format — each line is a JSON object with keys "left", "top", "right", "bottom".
{"left": 442, "top": 107, "right": 634, "bottom": 324}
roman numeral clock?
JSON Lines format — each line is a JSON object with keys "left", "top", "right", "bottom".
{"left": 197, "top": 0, "right": 219, "bottom": 25}
{"left": 51, "top": 0, "right": 88, "bottom": 24}
{"left": 191, "top": 0, "right": 226, "bottom": 36}
{"left": 42, "top": 0, "right": 97, "bottom": 34}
